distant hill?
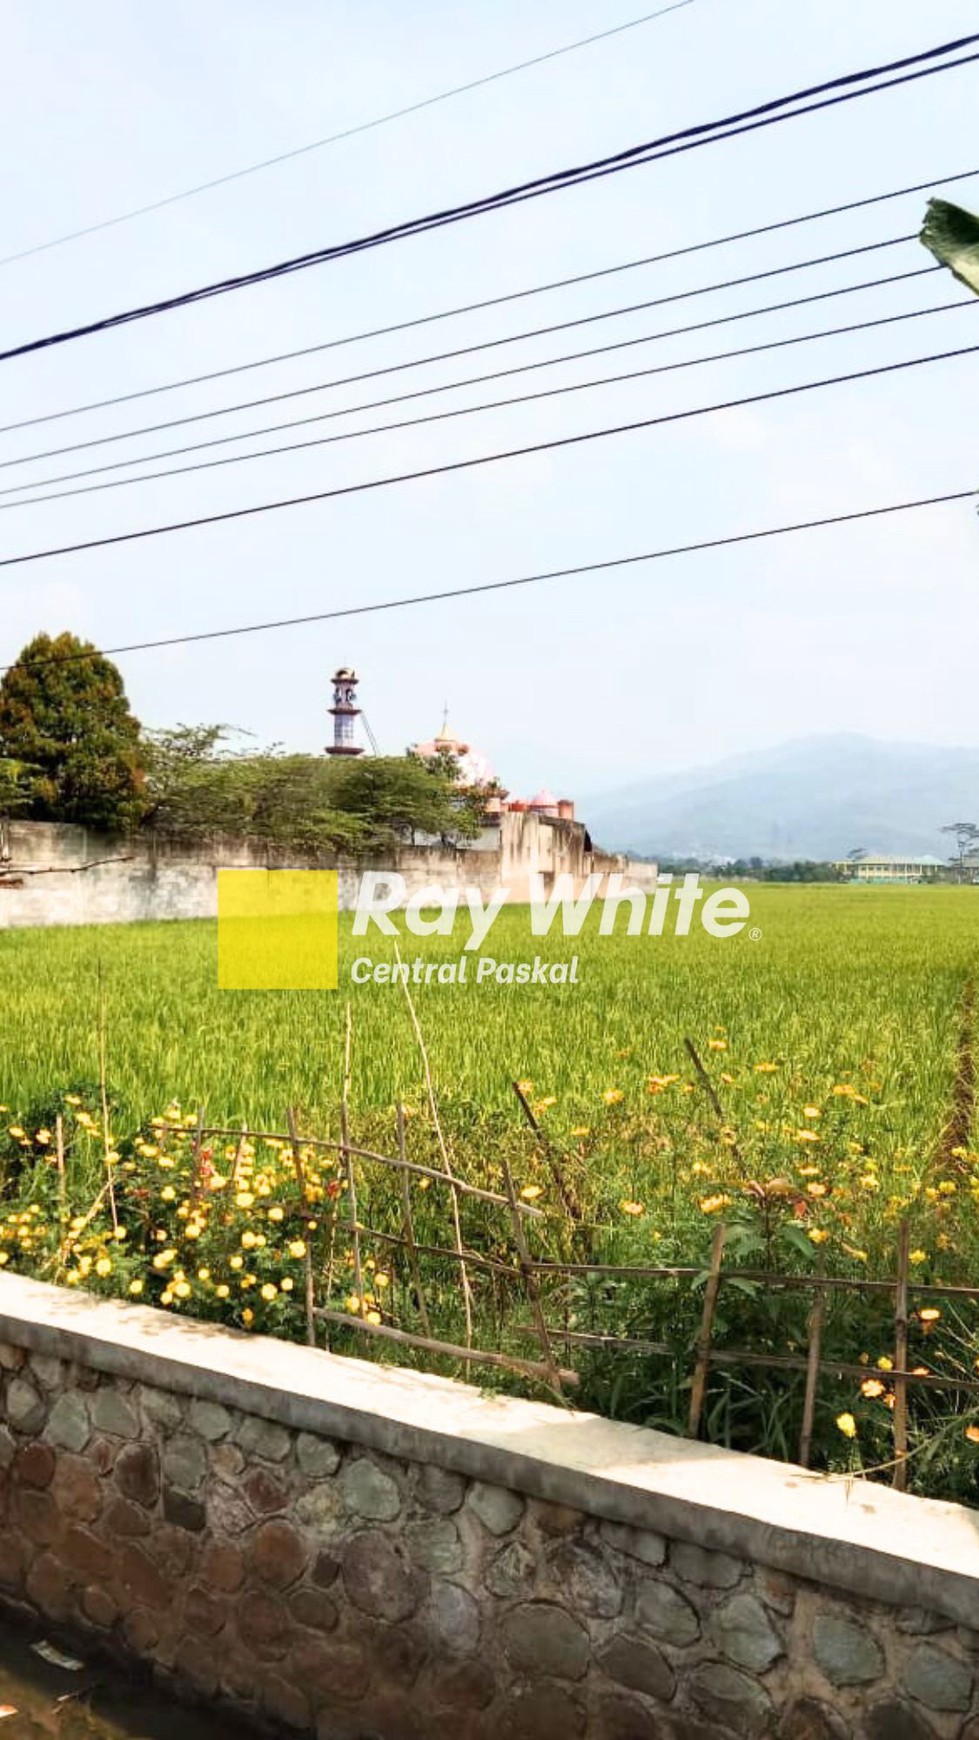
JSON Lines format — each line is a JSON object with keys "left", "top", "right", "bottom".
{"left": 582, "top": 735, "right": 979, "bottom": 861}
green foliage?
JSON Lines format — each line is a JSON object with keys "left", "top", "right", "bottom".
{"left": 0, "top": 633, "right": 144, "bottom": 832}
{"left": 141, "top": 728, "right": 476, "bottom": 852}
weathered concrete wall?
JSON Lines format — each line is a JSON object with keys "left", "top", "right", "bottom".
{"left": 0, "top": 1273, "right": 977, "bottom": 1739}
{"left": 0, "top": 817, "right": 657, "bottom": 930}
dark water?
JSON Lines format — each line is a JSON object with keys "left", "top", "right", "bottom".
{"left": 0, "top": 1624, "right": 247, "bottom": 1740}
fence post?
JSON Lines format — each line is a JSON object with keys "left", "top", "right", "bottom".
{"left": 286, "top": 1106, "right": 316, "bottom": 1349}
{"left": 502, "top": 1157, "right": 564, "bottom": 1398}
{"left": 893, "top": 1220, "right": 911, "bottom": 1490}
{"left": 397, "top": 1102, "right": 433, "bottom": 1339}
{"left": 798, "top": 1270, "right": 826, "bottom": 1468}
{"left": 688, "top": 1222, "right": 728, "bottom": 1438}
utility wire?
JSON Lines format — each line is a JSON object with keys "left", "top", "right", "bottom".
{"left": 0, "top": 1, "right": 699, "bottom": 270}
{"left": 0, "top": 262, "right": 944, "bottom": 496}
{"left": 2, "top": 487, "right": 975, "bottom": 673}
{"left": 4, "top": 295, "right": 969, "bottom": 512}
{"left": 0, "top": 265, "right": 944, "bottom": 497}
{"left": 4, "top": 163, "right": 975, "bottom": 438}
{"left": 0, "top": 235, "right": 930, "bottom": 472}
{"left": 2, "top": 33, "right": 977, "bottom": 366}
{"left": 0, "top": 340, "right": 975, "bottom": 570}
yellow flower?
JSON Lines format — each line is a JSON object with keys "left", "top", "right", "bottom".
{"left": 965, "top": 1425, "right": 979, "bottom": 1445}
{"left": 241, "top": 1308, "right": 255, "bottom": 1327}
{"left": 796, "top": 1131, "right": 820, "bottom": 1145}
{"left": 699, "top": 1194, "right": 732, "bottom": 1215}
{"left": 519, "top": 1185, "right": 542, "bottom": 1201}
{"left": 807, "top": 1181, "right": 827, "bottom": 1197}
{"left": 241, "top": 1231, "right": 258, "bottom": 1250}
{"left": 345, "top": 1294, "right": 361, "bottom": 1314}
{"left": 534, "top": 1096, "right": 557, "bottom": 1112}
{"left": 754, "top": 1061, "right": 777, "bottom": 1073}
{"left": 619, "top": 1201, "right": 645, "bottom": 1217}
{"left": 918, "top": 1306, "right": 941, "bottom": 1325}
{"left": 287, "top": 1240, "right": 307, "bottom": 1260}
{"left": 366, "top": 1310, "right": 382, "bottom": 1325}
{"left": 95, "top": 1258, "right": 112, "bottom": 1277}
{"left": 229, "top": 1254, "right": 244, "bottom": 1271}
{"left": 808, "top": 1228, "right": 830, "bottom": 1246}
{"left": 802, "top": 1106, "right": 821, "bottom": 1120}
{"left": 215, "top": 1284, "right": 230, "bottom": 1299}
{"left": 280, "top": 1277, "right": 294, "bottom": 1292}
{"left": 909, "top": 1249, "right": 928, "bottom": 1265}
{"left": 374, "top": 1273, "right": 390, "bottom": 1290}
{"left": 603, "top": 1089, "right": 623, "bottom": 1105}
{"left": 570, "top": 1126, "right": 590, "bottom": 1137}
{"left": 236, "top": 1191, "right": 255, "bottom": 1210}
{"left": 6, "top": 1127, "right": 25, "bottom": 1141}
{"left": 860, "top": 1378, "right": 885, "bottom": 1399}
{"left": 174, "top": 1281, "right": 191, "bottom": 1300}
{"left": 260, "top": 1284, "right": 277, "bottom": 1302}
{"left": 836, "top": 1412, "right": 857, "bottom": 1439}
{"left": 876, "top": 1356, "right": 894, "bottom": 1372}
{"left": 516, "top": 1079, "right": 533, "bottom": 1093}
{"left": 708, "top": 1039, "right": 727, "bottom": 1052}
{"left": 35, "top": 1128, "right": 51, "bottom": 1145}
{"left": 160, "top": 1186, "right": 176, "bottom": 1203}
{"left": 267, "top": 1206, "right": 284, "bottom": 1222}
{"left": 128, "top": 1279, "right": 144, "bottom": 1296}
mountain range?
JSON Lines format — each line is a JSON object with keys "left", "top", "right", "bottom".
{"left": 583, "top": 735, "right": 979, "bottom": 862}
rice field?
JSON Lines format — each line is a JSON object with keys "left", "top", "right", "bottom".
{"left": 2, "top": 883, "right": 979, "bottom": 1498}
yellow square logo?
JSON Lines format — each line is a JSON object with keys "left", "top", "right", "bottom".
{"left": 217, "top": 870, "right": 339, "bottom": 990}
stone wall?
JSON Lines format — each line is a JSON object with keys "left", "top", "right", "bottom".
{"left": 0, "top": 818, "right": 656, "bottom": 930}
{"left": 2, "top": 1273, "right": 975, "bottom": 1739}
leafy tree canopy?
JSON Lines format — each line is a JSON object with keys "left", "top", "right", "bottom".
{"left": 0, "top": 634, "right": 144, "bottom": 832}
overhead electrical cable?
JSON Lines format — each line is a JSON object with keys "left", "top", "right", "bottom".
{"left": 0, "top": 1, "right": 699, "bottom": 269}
{"left": 0, "top": 340, "right": 976, "bottom": 570}
{"left": 1, "top": 487, "right": 975, "bottom": 673}
{"left": 2, "top": 33, "right": 977, "bottom": 366}
{"left": 4, "top": 164, "right": 975, "bottom": 438}
{"left": 0, "top": 265, "right": 944, "bottom": 498}
{"left": 3, "top": 296, "right": 970, "bottom": 512}
{"left": 0, "top": 236, "right": 932, "bottom": 472}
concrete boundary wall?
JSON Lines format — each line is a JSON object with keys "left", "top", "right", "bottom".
{"left": 0, "top": 818, "right": 657, "bottom": 929}
{"left": 0, "top": 1273, "right": 978, "bottom": 1738}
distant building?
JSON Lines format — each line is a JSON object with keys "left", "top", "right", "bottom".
{"left": 326, "top": 668, "right": 364, "bottom": 757}
{"left": 834, "top": 853, "right": 945, "bottom": 883}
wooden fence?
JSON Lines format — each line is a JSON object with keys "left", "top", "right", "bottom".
{"left": 164, "top": 1103, "right": 979, "bottom": 1492}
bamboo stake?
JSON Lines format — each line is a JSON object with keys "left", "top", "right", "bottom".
{"left": 229, "top": 1123, "right": 248, "bottom": 1194}
{"left": 286, "top": 1106, "right": 316, "bottom": 1348}
{"left": 893, "top": 1220, "right": 911, "bottom": 1491}
{"left": 799, "top": 1269, "right": 826, "bottom": 1469}
{"left": 511, "top": 1079, "right": 582, "bottom": 1222}
{"left": 340, "top": 1003, "right": 364, "bottom": 1317}
{"left": 502, "top": 1157, "right": 563, "bottom": 1397}
{"left": 397, "top": 1101, "right": 432, "bottom": 1339}
{"left": 96, "top": 963, "right": 119, "bottom": 1237}
{"left": 313, "top": 1305, "right": 578, "bottom": 1388}
{"left": 394, "top": 945, "right": 473, "bottom": 1346}
{"left": 688, "top": 1222, "right": 728, "bottom": 1438}
{"left": 54, "top": 1114, "right": 67, "bottom": 1243}
{"left": 190, "top": 1106, "right": 205, "bottom": 1204}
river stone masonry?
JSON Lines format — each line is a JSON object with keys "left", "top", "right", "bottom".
{"left": 0, "top": 1274, "right": 978, "bottom": 1738}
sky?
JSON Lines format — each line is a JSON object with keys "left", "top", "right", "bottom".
{"left": 0, "top": 0, "right": 977, "bottom": 801}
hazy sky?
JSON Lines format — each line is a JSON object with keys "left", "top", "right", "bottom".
{"left": 1, "top": 1, "right": 977, "bottom": 799}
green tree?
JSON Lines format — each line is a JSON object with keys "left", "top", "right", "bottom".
{"left": 0, "top": 634, "right": 144, "bottom": 831}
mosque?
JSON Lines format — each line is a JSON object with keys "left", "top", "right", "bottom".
{"left": 326, "top": 667, "right": 577, "bottom": 825}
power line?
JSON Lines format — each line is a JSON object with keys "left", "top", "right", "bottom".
{"left": 2, "top": 486, "right": 975, "bottom": 673}
{"left": 0, "top": 262, "right": 944, "bottom": 497}
{"left": 0, "top": 236, "right": 932, "bottom": 473}
{"left": 2, "top": 33, "right": 977, "bottom": 367}
{"left": 0, "top": 2, "right": 699, "bottom": 270}
{"left": 4, "top": 295, "right": 969, "bottom": 512}
{"left": 0, "top": 340, "right": 975, "bottom": 570}
{"left": 4, "top": 164, "right": 974, "bottom": 438}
